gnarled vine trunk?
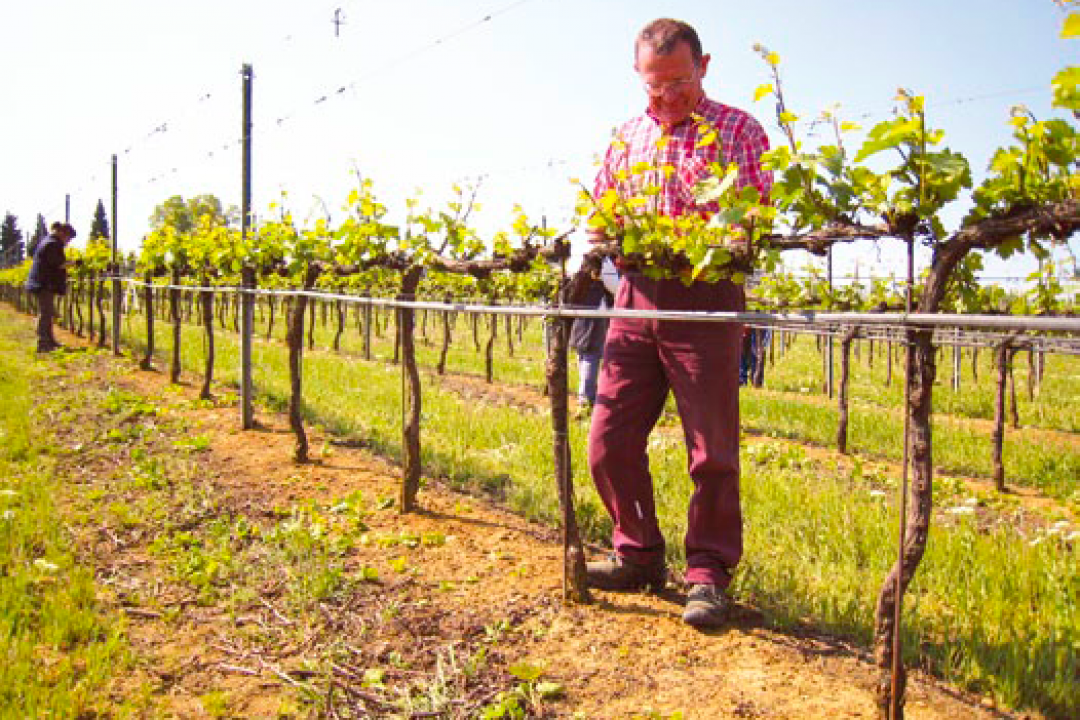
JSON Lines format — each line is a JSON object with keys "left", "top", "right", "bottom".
{"left": 170, "top": 269, "right": 182, "bottom": 384}
{"left": 362, "top": 293, "right": 373, "bottom": 360}
{"left": 437, "top": 294, "right": 452, "bottom": 375}
{"left": 140, "top": 273, "right": 154, "bottom": 370}
{"left": 96, "top": 278, "right": 108, "bottom": 348}
{"left": 266, "top": 296, "right": 276, "bottom": 340}
{"left": 200, "top": 282, "right": 215, "bottom": 400}
{"left": 1007, "top": 352, "right": 1020, "bottom": 429}
{"left": 484, "top": 305, "right": 497, "bottom": 384}
{"left": 399, "top": 266, "right": 424, "bottom": 512}
{"left": 991, "top": 337, "right": 1014, "bottom": 492}
{"left": 392, "top": 306, "right": 401, "bottom": 365}
{"left": 74, "top": 281, "right": 84, "bottom": 337}
{"left": 86, "top": 278, "right": 97, "bottom": 341}
{"left": 287, "top": 266, "right": 321, "bottom": 463}
{"left": 873, "top": 328, "right": 934, "bottom": 719}
{"left": 836, "top": 325, "right": 859, "bottom": 454}
{"left": 333, "top": 300, "right": 344, "bottom": 351}
{"left": 752, "top": 328, "right": 767, "bottom": 387}
{"left": 885, "top": 338, "right": 893, "bottom": 387}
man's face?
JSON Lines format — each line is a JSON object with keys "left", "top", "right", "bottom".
{"left": 635, "top": 40, "right": 709, "bottom": 128}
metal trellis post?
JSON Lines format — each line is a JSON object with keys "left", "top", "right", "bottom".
{"left": 240, "top": 63, "right": 256, "bottom": 430}
{"left": 111, "top": 155, "right": 121, "bottom": 355}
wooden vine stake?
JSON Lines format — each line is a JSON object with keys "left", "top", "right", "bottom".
{"left": 546, "top": 281, "right": 591, "bottom": 604}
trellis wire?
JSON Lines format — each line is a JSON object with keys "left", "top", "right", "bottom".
{"left": 112, "top": 276, "right": 1080, "bottom": 340}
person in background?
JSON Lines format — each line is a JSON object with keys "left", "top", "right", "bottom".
{"left": 569, "top": 258, "right": 618, "bottom": 418}
{"left": 584, "top": 18, "right": 772, "bottom": 627}
{"left": 740, "top": 326, "right": 771, "bottom": 387}
{"left": 26, "top": 222, "right": 76, "bottom": 353}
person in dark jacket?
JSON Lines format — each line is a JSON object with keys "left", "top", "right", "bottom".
{"left": 569, "top": 279, "right": 613, "bottom": 415}
{"left": 26, "top": 222, "right": 76, "bottom": 352}
{"left": 739, "top": 326, "right": 771, "bottom": 387}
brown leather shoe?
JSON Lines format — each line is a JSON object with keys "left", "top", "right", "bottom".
{"left": 586, "top": 554, "right": 666, "bottom": 592}
{"left": 682, "top": 583, "right": 731, "bottom": 627}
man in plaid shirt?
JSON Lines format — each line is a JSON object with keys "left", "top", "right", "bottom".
{"left": 585, "top": 17, "right": 772, "bottom": 627}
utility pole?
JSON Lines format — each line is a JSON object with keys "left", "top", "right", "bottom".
{"left": 240, "top": 63, "right": 256, "bottom": 430}
{"left": 65, "top": 194, "right": 70, "bottom": 223}
{"left": 333, "top": 8, "right": 345, "bottom": 37}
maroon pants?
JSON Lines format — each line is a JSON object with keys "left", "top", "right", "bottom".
{"left": 587, "top": 273, "right": 744, "bottom": 588}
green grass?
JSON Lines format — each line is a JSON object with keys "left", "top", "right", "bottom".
{"left": 762, "top": 332, "right": 1080, "bottom": 433}
{"left": 52, "top": 295, "right": 1080, "bottom": 717}
{"left": 0, "top": 319, "right": 130, "bottom": 718}
{"left": 741, "top": 386, "right": 1080, "bottom": 499}
{"left": 130, "top": 299, "right": 1080, "bottom": 498}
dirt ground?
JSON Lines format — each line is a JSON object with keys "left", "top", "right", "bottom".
{"left": 42, "top": 324, "right": 1034, "bottom": 719}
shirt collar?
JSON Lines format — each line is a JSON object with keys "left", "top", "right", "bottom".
{"left": 645, "top": 95, "right": 710, "bottom": 130}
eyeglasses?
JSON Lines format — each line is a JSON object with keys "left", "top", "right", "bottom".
{"left": 641, "top": 77, "right": 695, "bottom": 97}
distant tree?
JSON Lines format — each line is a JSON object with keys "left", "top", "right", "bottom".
{"left": 150, "top": 194, "right": 227, "bottom": 233}
{"left": 89, "top": 199, "right": 111, "bottom": 244}
{"left": 1, "top": 212, "right": 23, "bottom": 267}
{"left": 28, "top": 214, "right": 47, "bottom": 258}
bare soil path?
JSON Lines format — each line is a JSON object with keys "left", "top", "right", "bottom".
{"left": 38, "top": 320, "right": 1025, "bottom": 719}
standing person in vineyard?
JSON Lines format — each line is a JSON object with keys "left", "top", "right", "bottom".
{"left": 26, "top": 222, "right": 76, "bottom": 353}
{"left": 584, "top": 18, "right": 772, "bottom": 627}
{"left": 569, "top": 280, "right": 611, "bottom": 417}
{"left": 569, "top": 258, "right": 619, "bottom": 419}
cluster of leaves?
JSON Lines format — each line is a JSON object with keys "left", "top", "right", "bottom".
{"left": 0, "top": 261, "right": 30, "bottom": 287}
{"left": 137, "top": 181, "right": 560, "bottom": 302}
{"left": 752, "top": 269, "right": 908, "bottom": 312}
{"left": 576, "top": 121, "right": 775, "bottom": 285}
{"left": 966, "top": 110, "right": 1079, "bottom": 251}
{"left": 753, "top": 262, "right": 1077, "bottom": 316}
{"left": 754, "top": 44, "right": 978, "bottom": 249}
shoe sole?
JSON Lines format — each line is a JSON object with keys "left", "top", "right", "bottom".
{"left": 683, "top": 599, "right": 731, "bottom": 627}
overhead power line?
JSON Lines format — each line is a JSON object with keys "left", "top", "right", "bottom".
{"left": 803, "top": 85, "right": 1047, "bottom": 137}
{"left": 268, "top": 0, "right": 541, "bottom": 130}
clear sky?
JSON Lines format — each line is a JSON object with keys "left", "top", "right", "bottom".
{"left": 2, "top": 0, "right": 1076, "bottom": 286}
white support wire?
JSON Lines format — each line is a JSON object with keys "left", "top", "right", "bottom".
{"left": 113, "top": 276, "right": 1080, "bottom": 341}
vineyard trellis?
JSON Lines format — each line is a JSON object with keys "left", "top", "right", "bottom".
{"left": 2, "top": 16, "right": 1079, "bottom": 717}
{"left": 2, "top": 262, "right": 1079, "bottom": 715}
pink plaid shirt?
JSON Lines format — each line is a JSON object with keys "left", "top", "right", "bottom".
{"left": 594, "top": 96, "right": 772, "bottom": 218}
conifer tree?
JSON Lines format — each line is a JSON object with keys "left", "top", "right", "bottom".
{"left": 89, "top": 199, "right": 111, "bottom": 244}
{"left": 28, "top": 214, "right": 47, "bottom": 259}
{"left": 0, "top": 212, "right": 23, "bottom": 267}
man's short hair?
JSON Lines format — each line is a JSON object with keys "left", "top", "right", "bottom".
{"left": 52, "top": 222, "right": 76, "bottom": 239}
{"left": 636, "top": 18, "right": 703, "bottom": 65}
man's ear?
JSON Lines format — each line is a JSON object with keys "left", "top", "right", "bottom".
{"left": 699, "top": 53, "right": 712, "bottom": 78}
